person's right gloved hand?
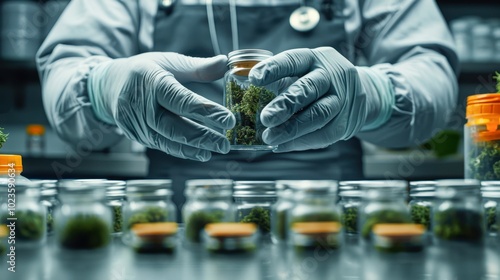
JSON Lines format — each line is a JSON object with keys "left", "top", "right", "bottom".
{"left": 87, "top": 52, "right": 235, "bottom": 162}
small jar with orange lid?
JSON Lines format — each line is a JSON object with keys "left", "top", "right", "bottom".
{"left": 465, "top": 93, "right": 500, "bottom": 180}
{"left": 224, "top": 49, "right": 277, "bottom": 150}
{"left": 26, "top": 124, "right": 45, "bottom": 156}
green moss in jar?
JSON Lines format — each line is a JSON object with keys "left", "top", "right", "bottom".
{"left": 240, "top": 207, "right": 271, "bottom": 233}
{"left": 433, "top": 209, "right": 484, "bottom": 241}
{"left": 185, "top": 211, "right": 224, "bottom": 243}
{"left": 410, "top": 204, "right": 431, "bottom": 229}
{"left": 126, "top": 206, "right": 168, "bottom": 229}
{"left": 486, "top": 207, "right": 498, "bottom": 232}
{"left": 341, "top": 206, "right": 358, "bottom": 234}
{"left": 225, "top": 82, "right": 275, "bottom": 146}
{"left": 2, "top": 210, "right": 45, "bottom": 241}
{"left": 60, "top": 214, "right": 111, "bottom": 249}
{"left": 361, "top": 210, "right": 411, "bottom": 239}
{"left": 291, "top": 212, "right": 340, "bottom": 223}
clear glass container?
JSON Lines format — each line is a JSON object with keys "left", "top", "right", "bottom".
{"left": 480, "top": 181, "right": 500, "bottom": 236}
{"left": 288, "top": 180, "right": 341, "bottom": 250}
{"left": 270, "top": 181, "right": 295, "bottom": 244}
{"left": 224, "top": 49, "right": 277, "bottom": 150}
{"left": 465, "top": 94, "right": 500, "bottom": 180}
{"left": 338, "top": 190, "right": 362, "bottom": 235}
{"left": 25, "top": 124, "right": 45, "bottom": 156}
{"left": 39, "top": 180, "right": 59, "bottom": 235}
{"left": 202, "top": 223, "right": 259, "bottom": 253}
{"left": 372, "top": 224, "right": 425, "bottom": 253}
{"left": 433, "top": 179, "right": 484, "bottom": 243}
{"left": 123, "top": 180, "right": 176, "bottom": 251}
{"left": 55, "top": 180, "right": 112, "bottom": 250}
{"left": 358, "top": 180, "right": 411, "bottom": 241}
{"left": 409, "top": 191, "right": 435, "bottom": 230}
{"left": 1, "top": 181, "right": 46, "bottom": 248}
{"left": 233, "top": 181, "right": 276, "bottom": 236}
{"left": 183, "top": 179, "right": 234, "bottom": 244}
{"left": 409, "top": 181, "right": 436, "bottom": 203}
{"left": 107, "top": 189, "right": 126, "bottom": 235}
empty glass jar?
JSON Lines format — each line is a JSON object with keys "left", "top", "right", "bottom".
{"left": 224, "top": 49, "right": 277, "bottom": 150}
{"left": 271, "top": 181, "right": 295, "bottom": 244}
{"left": 183, "top": 179, "right": 234, "bottom": 244}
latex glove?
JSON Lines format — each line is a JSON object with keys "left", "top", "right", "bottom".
{"left": 87, "top": 52, "right": 235, "bottom": 161}
{"left": 249, "top": 47, "right": 393, "bottom": 152}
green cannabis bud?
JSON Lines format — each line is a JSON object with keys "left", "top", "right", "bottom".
{"left": 410, "top": 204, "right": 431, "bottom": 229}
{"left": 486, "top": 207, "right": 498, "bottom": 233}
{"left": 0, "top": 127, "right": 8, "bottom": 149}
{"left": 112, "top": 206, "right": 123, "bottom": 233}
{"left": 3, "top": 210, "right": 45, "bottom": 241}
{"left": 361, "top": 210, "right": 411, "bottom": 239}
{"left": 59, "top": 214, "right": 111, "bottom": 249}
{"left": 433, "top": 209, "right": 484, "bottom": 241}
{"left": 468, "top": 140, "right": 500, "bottom": 180}
{"left": 341, "top": 206, "right": 358, "bottom": 234}
{"left": 239, "top": 207, "right": 271, "bottom": 233}
{"left": 126, "top": 206, "right": 168, "bottom": 229}
{"left": 185, "top": 211, "right": 224, "bottom": 243}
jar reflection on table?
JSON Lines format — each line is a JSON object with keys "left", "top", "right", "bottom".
{"left": 271, "top": 181, "right": 295, "bottom": 244}
{"left": 480, "top": 181, "right": 500, "bottom": 237}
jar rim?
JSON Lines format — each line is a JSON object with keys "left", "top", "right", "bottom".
{"left": 227, "top": 49, "right": 273, "bottom": 66}
{"left": 338, "top": 190, "right": 363, "bottom": 198}
{"left": 339, "top": 180, "right": 407, "bottom": 190}
{"left": 409, "top": 181, "right": 436, "bottom": 188}
{"left": 409, "top": 191, "right": 435, "bottom": 198}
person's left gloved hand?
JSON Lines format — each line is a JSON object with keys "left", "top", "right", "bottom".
{"left": 249, "top": 47, "right": 393, "bottom": 152}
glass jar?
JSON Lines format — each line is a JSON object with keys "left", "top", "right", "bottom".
{"left": 55, "top": 180, "right": 112, "bottom": 250}
{"left": 338, "top": 190, "right": 362, "bottom": 235}
{"left": 408, "top": 191, "right": 435, "bottom": 230}
{"left": 202, "top": 223, "right": 259, "bottom": 253}
{"left": 106, "top": 189, "right": 126, "bottom": 235}
{"left": 1, "top": 181, "right": 46, "bottom": 248}
{"left": 123, "top": 180, "right": 176, "bottom": 251}
{"left": 183, "top": 179, "right": 234, "bottom": 244}
{"left": 233, "top": 181, "right": 276, "bottom": 235}
{"left": 358, "top": 180, "right": 411, "bottom": 241}
{"left": 409, "top": 181, "right": 436, "bottom": 203}
{"left": 25, "top": 124, "right": 45, "bottom": 156}
{"left": 465, "top": 94, "right": 500, "bottom": 180}
{"left": 270, "top": 181, "right": 295, "bottom": 244}
{"left": 40, "top": 180, "right": 59, "bottom": 235}
{"left": 224, "top": 49, "right": 277, "bottom": 150}
{"left": 433, "top": 179, "right": 484, "bottom": 243}
{"left": 288, "top": 180, "right": 340, "bottom": 250}
{"left": 480, "top": 181, "right": 500, "bottom": 236}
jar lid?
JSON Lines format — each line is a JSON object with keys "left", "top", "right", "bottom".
{"left": 481, "top": 181, "right": 500, "bottom": 190}
{"left": 338, "top": 190, "right": 363, "bottom": 198}
{"left": 58, "top": 180, "right": 107, "bottom": 197}
{"left": 0, "top": 180, "right": 42, "bottom": 194}
{"left": 435, "top": 179, "right": 481, "bottom": 198}
{"left": 106, "top": 190, "right": 126, "bottom": 199}
{"left": 482, "top": 191, "right": 500, "bottom": 199}
{"left": 288, "top": 180, "right": 338, "bottom": 198}
{"left": 466, "top": 94, "right": 500, "bottom": 119}
{"left": 409, "top": 181, "right": 436, "bottom": 189}
{"left": 126, "top": 179, "right": 172, "bottom": 197}
{"left": 26, "top": 124, "right": 45, "bottom": 136}
{"left": 41, "top": 188, "right": 58, "bottom": 197}
{"left": 233, "top": 181, "right": 276, "bottom": 198}
{"left": 0, "top": 154, "right": 23, "bottom": 174}
{"left": 227, "top": 49, "right": 273, "bottom": 66}
{"left": 409, "top": 191, "right": 436, "bottom": 199}
{"left": 340, "top": 180, "right": 407, "bottom": 191}
{"left": 185, "top": 179, "right": 233, "bottom": 197}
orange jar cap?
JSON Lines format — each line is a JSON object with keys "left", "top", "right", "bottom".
{"left": 204, "top": 223, "right": 257, "bottom": 237}
{"left": 26, "top": 124, "right": 45, "bottom": 136}
{"left": 0, "top": 154, "right": 23, "bottom": 174}
{"left": 292, "top": 222, "right": 341, "bottom": 234}
{"left": 372, "top": 223, "right": 425, "bottom": 237}
{"left": 131, "top": 222, "right": 178, "bottom": 237}
{"left": 466, "top": 93, "right": 500, "bottom": 119}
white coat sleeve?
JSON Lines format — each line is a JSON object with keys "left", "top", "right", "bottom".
{"left": 354, "top": 0, "right": 459, "bottom": 148}
{"left": 36, "top": 0, "right": 155, "bottom": 150}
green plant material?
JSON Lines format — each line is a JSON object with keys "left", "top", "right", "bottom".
{"left": 341, "top": 206, "right": 358, "bottom": 234}
{"left": 112, "top": 206, "right": 123, "bottom": 233}
{"left": 410, "top": 204, "right": 431, "bottom": 229}
{"left": 2, "top": 210, "right": 45, "bottom": 241}
{"left": 0, "top": 127, "right": 8, "bottom": 149}
{"left": 468, "top": 140, "right": 500, "bottom": 180}
{"left": 185, "top": 211, "right": 224, "bottom": 243}
{"left": 239, "top": 207, "right": 271, "bottom": 233}
{"left": 494, "top": 71, "right": 500, "bottom": 93}
{"left": 126, "top": 206, "right": 168, "bottom": 229}
{"left": 225, "top": 81, "right": 275, "bottom": 146}
{"left": 361, "top": 210, "right": 411, "bottom": 239}
{"left": 273, "top": 209, "right": 288, "bottom": 241}
{"left": 291, "top": 211, "right": 340, "bottom": 223}
{"left": 47, "top": 212, "right": 54, "bottom": 234}
{"left": 59, "top": 214, "right": 111, "bottom": 249}
{"left": 433, "top": 209, "right": 484, "bottom": 241}
{"left": 485, "top": 207, "right": 498, "bottom": 233}
{"left": 207, "top": 237, "right": 256, "bottom": 254}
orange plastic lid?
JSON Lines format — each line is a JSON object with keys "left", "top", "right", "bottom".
{"left": 26, "top": 124, "right": 45, "bottom": 136}
{"left": 292, "top": 222, "right": 341, "bottom": 235}
{"left": 131, "top": 222, "right": 178, "bottom": 237}
{"left": 466, "top": 93, "right": 500, "bottom": 119}
{"left": 0, "top": 154, "right": 23, "bottom": 174}
{"left": 372, "top": 224, "right": 425, "bottom": 237}
{"left": 204, "top": 223, "right": 257, "bottom": 237}
{"left": 0, "top": 224, "right": 7, "bottom": 237}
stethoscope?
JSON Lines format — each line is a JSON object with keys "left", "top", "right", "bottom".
{"left": 158, "top": 0, "right": 334, "bottom": 54}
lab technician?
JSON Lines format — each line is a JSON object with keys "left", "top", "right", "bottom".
{"left": 36, "top": 0, "right": 458, "bottom": 211}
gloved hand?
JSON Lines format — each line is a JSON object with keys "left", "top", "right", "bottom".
{"left": 87, "top": 52, "right": 235, "bottom": 161}
{"left": 249, "top": 47, "right": 394, "bottom": 152}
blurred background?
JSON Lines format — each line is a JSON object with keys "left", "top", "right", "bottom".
{"left": 0, "top": 0, "right": 499, "bottom": 181}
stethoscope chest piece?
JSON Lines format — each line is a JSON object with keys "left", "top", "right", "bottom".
{"left": 289, "top": 6, "right": 320, "bottom": 32}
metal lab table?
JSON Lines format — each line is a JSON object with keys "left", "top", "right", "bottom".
{"left": 2, "top": 236, "right": 500, "bottom": 280}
